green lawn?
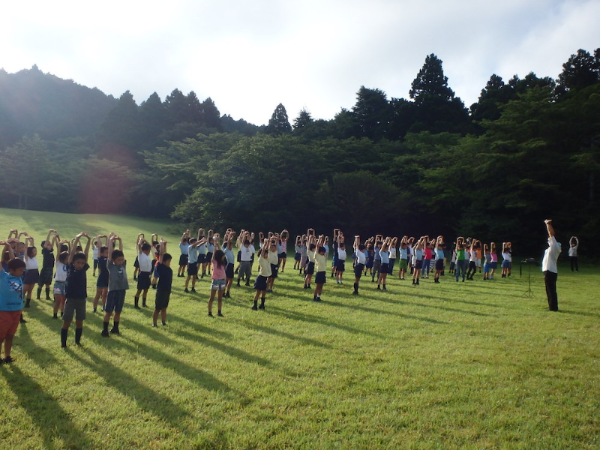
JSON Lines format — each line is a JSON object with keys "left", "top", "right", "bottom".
{"left": 0, "top": 208, "right": 598, "bottom": 449}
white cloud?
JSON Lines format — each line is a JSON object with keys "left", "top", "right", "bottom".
{"left": 1, "top": 0, "right": 598, "bottom": 125}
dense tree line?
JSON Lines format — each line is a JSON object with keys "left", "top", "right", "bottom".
{"left": 0, "top": 50, "right": 599, "bottom": 255}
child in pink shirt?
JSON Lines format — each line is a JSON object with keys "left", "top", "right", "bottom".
{"left": 208, "top": 234, "right": 227, "bottom": 318}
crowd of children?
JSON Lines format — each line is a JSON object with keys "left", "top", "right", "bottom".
{"left": 1, "top": 226, "right": 581, "bottom": 363}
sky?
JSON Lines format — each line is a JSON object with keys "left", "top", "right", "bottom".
{"left": 1, "top": 0, "right": 599, "bottom": 126}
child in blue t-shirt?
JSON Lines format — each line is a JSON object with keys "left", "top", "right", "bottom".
{"left": 0, "top": 239, "right": 27, "bottom": 364}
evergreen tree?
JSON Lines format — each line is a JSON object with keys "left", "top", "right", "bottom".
{"left": 139, "top": 92, "right": 166, "bottom": 151}
{"left": 470, "top": 74, "right": 514, "bottom": 123}
{"left": 409, "top": 54, "right": 455, "bottom": 103}
{"left": 164, "top": 88, "right": 190, "bottom": 126}
{"left": 408, "top": 54, "right": 470, "bottom": 134}
{"left": 352, "top": 86, "right": 392, "bottom": 140}
{"left": 98, "top": 91, "right": 141, "bottom": 151}
{"left": 293, "top": 109, "right": 313, "bottom": 132}
{"left": 201, "top": 97, "right": 222, "bottom": 131}
{"left": 556, "top": 48, "right": 600, "bottom": 96}
{"left": 266, "top": 103, "right": 292, "bottom": 135}
{"left": 187, "top": 91, "right": 204, "bottom": 124}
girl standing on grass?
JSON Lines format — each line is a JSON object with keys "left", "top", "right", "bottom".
{"left": 178, "top": 230, "right": 191, "bottom": 278}
{"left": 53, "top": 238, "right": 70, "bottom": 319}
{"left": 455, "top": 238, "right": 467, "bottom": 282}
{"left": 411, "top": 237, "right": 425, "bottom": 286}
{"left": 38, "top": 229, "right": 56, "bottom": 301}
{"left": 335, "top": 232, "right": 347, "bottom": 285}
{"left": 222, "top": 231, "right": 236, "bottom": 298}
{"left": 483, "top": 244, "right": 491, "bottom": 280}
{"left": 293, "top": 236, "right": 302, "bottom": 271}
{"left": 398, "top": 236, "right": 408, "bottom": 280}
{"left": 152, "top": 239, "right": 172, "bottom": 327}
{"left": 23, "top": 235, "right": 39, "bottom": 309}
{"left": 352, "top": 236, "right": 366, "bottom": 295}
{"left": 252, "top": 239, "right": 272, "bottom": 311}
{"left": 312, "top": 235, "right": 327, "bottom": 302}
{"left": 389, "top": 237, "right": 398, "bottom": 278}
{"left": 489, "top": 242, "right": 497, "bottom": 280}
{"left": 434, "top": 236, "right": 445, "bottom": 283}
{"left": 278, "top": 230, "right": 289, "bottom": 273}
{"left": 501, "top": 242, "right": 512, "bottom": 278}
{"left": 422, "top": 238, "right": 433, "bottom": 279}
{"left": 304, "top": 235, "right": 317, "bottom": 290}
{"left": 377, "top": 237, "right": 391, "bottom": 291}
{"left": 208, "top": 234, "right": 227, "bottom": 318}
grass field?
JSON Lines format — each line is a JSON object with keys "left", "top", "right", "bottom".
{"left": 0, "top": 208, "right": 598, "bottom": 449}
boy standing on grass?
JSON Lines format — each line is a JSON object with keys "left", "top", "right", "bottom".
{"left": 0, "top": 239, "right": 26, "bottom": 364}
{"left": 61, "top": 233, "right": 91, "bottom": 348}
{"left": 153, "top": 239, "right": 172, "bottom": 327}
{"left": 101, "top": 234, "right": 128, "bottom": 337}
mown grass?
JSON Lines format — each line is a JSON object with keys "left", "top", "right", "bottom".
{"left": 0, "top": 208, "right": 598, "bottom": 449}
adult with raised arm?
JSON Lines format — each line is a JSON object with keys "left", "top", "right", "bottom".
{"left": 542, "top": 220, "right": 561, "bottom": 312}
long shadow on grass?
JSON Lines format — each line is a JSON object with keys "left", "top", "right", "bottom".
{"left": 2, "top": 364, "right": 93, "bottom": 449}
{"left": 266, "top": 305, "right": 385, "bottom": 339}
{"left": 66, "top": 347, "right": 191, "bottom": 428}
{"left": 124, "top": 318, "right": 296, "bottom": 378}
{"left": 322, "top": 299, "right": 450, "bottom": 324}
{"left": 18, "top": 321, "right": 64, "bottom": 369}
{"left": 230, "top": 318, "right": 334, "bottom": 349}
{"left": 364, "top": 294, "right": 491, "bottom": 317}
{"left": 101, "top": 326, "right": 247, "bottom": 401}
{"left": 554, "top": 308, "right": 600, "bottom": 319}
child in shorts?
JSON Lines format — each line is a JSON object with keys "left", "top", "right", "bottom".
{"left": 0, "top": 239, "right": 26, "bottom": 363}
{"left": 101, "top": 235, "right": 128, "bottom": 337}
{"left": 61, "top": 233, "right": 91, "bottom": 348}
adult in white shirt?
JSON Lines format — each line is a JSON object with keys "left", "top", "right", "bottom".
{"left": 542, "top": 219, "right": 561, "bottom": 312}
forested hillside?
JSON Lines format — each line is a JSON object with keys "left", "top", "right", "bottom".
{"left": 1, "top": 50, "right": 599, "bottom": 254}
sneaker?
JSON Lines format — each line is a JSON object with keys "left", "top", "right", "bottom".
{"left": 383, "top": 286, "right": 387, "bottom": 291}
{"left": 258, "top": 304, "right": 265, "bottom": 310}
{"left": 3, "top": 356, "right": 15, "bottom": 364}
{"left": 217, "top": 312, "right": 224, "bottom": 317}
{"left": 245, "top": 282, "right": 250, "bottom": 287}
{"left": 208, "top": 312, "right": 214, "bottom": 318}
{"left": 152, "top": 323, "right": 158, "bottom": 327}
{"left": 110, "top": 328, "right": 120, "bottom": 335}
{"left": 190, "top": 288, "right": 196, "bottom": 293}
{"left": 352, "top": 291, "right": 358, "bottom": 295}
{"left": 101, "top": 329, "right": 110, "bottom": 337}
{"left": 93, "top": 308, "right": 97, "bottom": 313}
{"left": 184, "top": 288, "right": 189, "bottom": 293}
{"left": 251, "top": 305, "right": 258, "bottom": 311}
{"left": 377, "top": 286, "right": 381, "bottom": 290}
{"left": 162, "top": 321, "right": 167, "bottom": 326}
{"left": 20, "top": 317, "right": 27, "bottom": 324}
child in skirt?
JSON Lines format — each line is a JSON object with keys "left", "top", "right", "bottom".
{"left": 252, "top": 240, "right": 272, "bottom": 311}
{"left": 152, "top": 239, "right": 172, "bottom": 327}
{"left": 23, "top": 235, "right": 39, "bottom": 308}
{"left": 38, "top": 229, "right": 57, "bottom": 300}
{"left": 312, "top": 236, "right": 327, "bottom": 302}
{"left": 208, "top": 234, "right": 227, "bottom": 317}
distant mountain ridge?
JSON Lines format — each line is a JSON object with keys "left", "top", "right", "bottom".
{"left": 0, "top": 65, "right": 117, "bottom": 148}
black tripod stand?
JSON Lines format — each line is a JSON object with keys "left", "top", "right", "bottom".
{"left": 520, "top": 258, "right": 539, "bottom": 298}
